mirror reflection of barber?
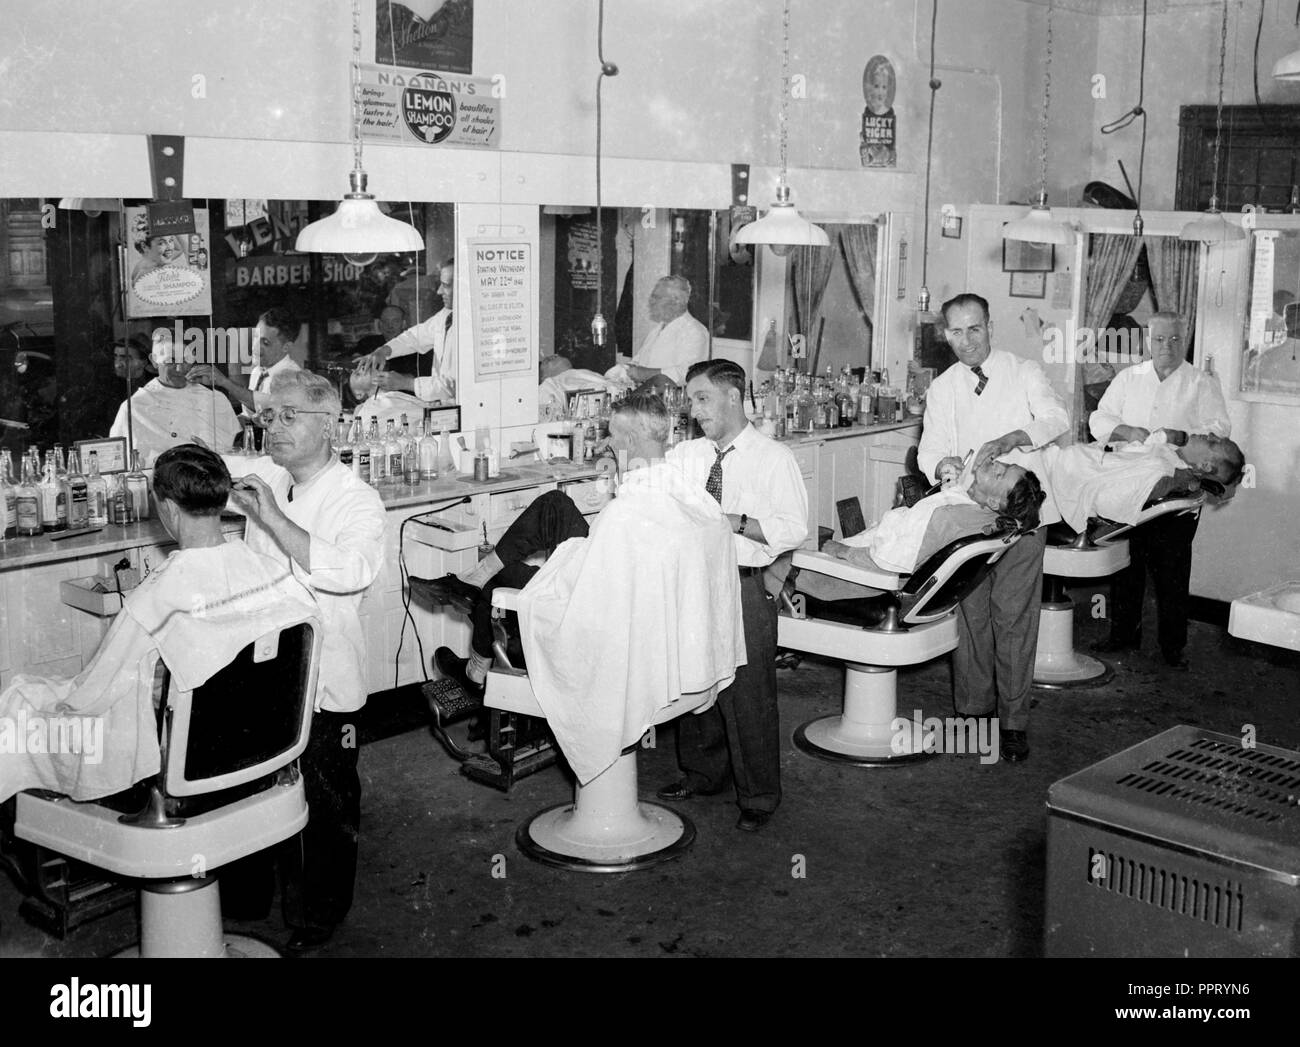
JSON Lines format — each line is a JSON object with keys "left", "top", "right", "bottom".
{"left": 620, "top": 275, "right": 709, "bottom": 390}
{"left": 354, "top": 258, "right": 456, "bottom": 403}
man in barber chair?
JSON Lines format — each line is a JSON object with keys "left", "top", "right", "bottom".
{"left": 0, "top": 445, "right": 316, "bottom": 808}
{"left": 1088, "top": 312, "right": 1233, "bottom": 669}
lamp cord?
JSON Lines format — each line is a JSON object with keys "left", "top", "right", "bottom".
{"left": 920, "top": 0, "right": 940, "bottom": 296}
{"left": 780, "top": 0, "right": 791, "bottom": 182}
{"left": 594, "top": 0, "right": 617, "bottom": 333}
{"left": 1209, "top": 0, "right": 1229, "bottom": 211}
{"left": 1100, "top": 0, "right": 1148, "bottom": 228}
{"left": 351, "top": 0, "right": 364, "bottom": 176}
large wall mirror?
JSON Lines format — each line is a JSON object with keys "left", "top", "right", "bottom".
{"left": 1241, "top": 227, "right": 1300, "bottom": 403}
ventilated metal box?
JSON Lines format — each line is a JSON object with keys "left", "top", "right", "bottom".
{"left": 1045, "top": 725, "right": 1300, "bottom": 957}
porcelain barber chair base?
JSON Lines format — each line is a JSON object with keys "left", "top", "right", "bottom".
{"left": 483, "top": 589, "right": 714, "bottom": 873}
{"left": 1033, "top": 495, "right": 1204, "bottom": 689}
{"left": 15, "top": 617, "right": 321, "bottom": 958}
{"left": 780, "top": 530, "right": 1021, "bottom": 766}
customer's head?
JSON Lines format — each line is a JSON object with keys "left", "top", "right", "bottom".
{"left": 684, "top": 358, "right": 748, "bottom": 445}
{"left": 609, "top": 393, "right": 670, "bottom": 464}
{"left": 152, "top": 444, "right": 232, "bottom": 541}
{"left": 968, "top": 459, "right": 1046, "bottom": 530}
{"left": 1182, "top": 433, "right": 1245, "bottom": 489}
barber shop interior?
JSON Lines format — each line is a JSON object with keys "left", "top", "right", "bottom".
{"left": 2, "top": 0, "right": 1299, "bottom": 968}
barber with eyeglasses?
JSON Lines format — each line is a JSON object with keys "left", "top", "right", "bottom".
{"left": 216, "top": 368, "right": 386, "bottom": 953}
{"left": 1088, "top": 311, "right": 1231, "bottom": 670}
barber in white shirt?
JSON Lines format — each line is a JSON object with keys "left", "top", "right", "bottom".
{"left": 355, "top": 258, "right": 456, "bottom": 403}
{"left": 1088, "top": 311, "right": 1231, "bottom": 669}
{"left": 658, "top": 359, "right": 808, "bottom": 832}
{"left": 622, "top": 276, "right": 709, "bottom": 388}
{"left": 918, "top": 293, "right": 1069, "bottom": 765}
{"left": 188, "top": 307, "right": 302, "bottom": 426}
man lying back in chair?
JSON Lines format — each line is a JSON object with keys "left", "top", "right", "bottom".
{"left": 822, "top": 457, "right": 1046, "bottom": 575}
{"left": 0, "top": 445, "right": 317, "bottom": 804}
{"left": 1038, "top": 432, "right": 1244, "bottom": 534}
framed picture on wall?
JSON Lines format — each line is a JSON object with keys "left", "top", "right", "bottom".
{"left": 1009, "top": 271, "right": 1047, "bottom": 298}
{"left": 1002, "top": 235, "right": 1055, "bottom": 272}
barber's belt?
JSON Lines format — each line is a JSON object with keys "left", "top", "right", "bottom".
{"left": 739, "top": 565, "right": 764, "bottom": 578}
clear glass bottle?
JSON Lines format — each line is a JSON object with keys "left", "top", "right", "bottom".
{"left": 384, "top": 419, "right": 403, "bottom": 479}
{"left": 403, "top": 419, "right": 421, "bottom": 485}
{"left": 66, "top": 450, "right": 89, "bottom": 530}
{"left": 15, "top": 456, "right": 41, "bottom": 537}
{"left": 335, "top": 415, "right": 353, "bottom": 471}
{"left": 418, "top": 423, "right": 439, "bottom": 481}
{"left": 436, "top": 425, "right": 457, "bottom": 476}
{"left": 39, "top": 451, "right": 68, "bottom": 532}
{"left": 86, "top": 450, "right": 109, "bottom": 528}
{"left": 126, "top": 450, "right": 150, "bottom": 521}
{"left": 349, "top": 417, "right": 369, "bottom": 483}
{"left": 0, "top": 450, "right": 16, "bottom": 539}
{"left": 367, "top": 419, "right": 386, "bottom": 483}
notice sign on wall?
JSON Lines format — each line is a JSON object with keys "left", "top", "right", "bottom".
{"left": 359, "top": 64, "right": 500, "bottom": 149}
{"left": 468, "top": 239, "right": 532, "bottom": 380}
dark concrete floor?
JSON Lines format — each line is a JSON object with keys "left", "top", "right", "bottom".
{"left": 3, "top": 594, "right": 1298, "bottom": 959}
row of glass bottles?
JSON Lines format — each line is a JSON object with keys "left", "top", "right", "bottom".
{"left": 0, "top": 445, "right": 149, "bottom": 539}
{"left": 756, "top": 367, "right": 905, "bottom": 438}
{"left": 335, "top": 414, "right": 457, "bottom": 487}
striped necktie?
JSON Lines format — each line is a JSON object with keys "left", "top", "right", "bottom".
{"left": 705, "top": 445, "right": 734, "bottom": 504}
{"left": 971, "top": 365, "right": 988, "bottom": 396}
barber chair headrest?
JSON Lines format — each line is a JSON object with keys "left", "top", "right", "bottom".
{"left": 901, "top": 522, "right": 1022, "bottom": 625}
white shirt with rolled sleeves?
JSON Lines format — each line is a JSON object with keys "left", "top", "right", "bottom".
{"left": 222, "top": 456, "right": 386, "bottom": 713}
{"left": 667, "top": 423, "right": 808, "bottom": 568}
{"left": 244, "top": 354, "right": 301, "bottom": 419}
{"left": 1089, "top": 360, "right": 1231, "bottom": 442}
{"left": 383, "top": 306, "right": 456, "bottom": 403}
{"left": 635, "top": 312, "right": 709, "bottom": 386}
{"left": 110, "top": 379, "right": 240, "bottom": 467}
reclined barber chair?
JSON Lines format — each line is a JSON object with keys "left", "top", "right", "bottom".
{"left": 479, "top": 588, "right": 715, "bottom": 872}
{"left": 1033, "top": 494, "right": 1204, "bottom": 688}
{"left": 779, "top": 527, "right": 1022, "bottom": 764}
{"left": 14, "top": 616, "right": 321, "bottom": 957}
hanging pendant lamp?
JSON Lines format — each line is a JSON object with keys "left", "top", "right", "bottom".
{"left": 1004, "top": 2, "right": 1073, "bottom": 246}
{"left": 1180, "top": 0, "right": 1245, "bottom": 243}
{"left": 733, "top": 0, "right": 829, "bottom": 253}
{"left": 296, "top": 0, "right": 422, "bottom": 260}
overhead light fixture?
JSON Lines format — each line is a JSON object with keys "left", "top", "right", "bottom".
{"left": 295, "top": 0, "right": 423, "bottom": 264}
{"left": 733, "top": 0, "right": 829, "bottom": 256}
{"left": 1004, "top": 1, "right": 1074, "bottom": 246}
{"left": 590, "top": 0, "right": 618, "bottom": 347}
{"left": 1181, "top": 0, "right": 1245, "bottom": 243}
{"left": 916, "top": 0, "right": 942, "bottom": 324}
{"left": 57, "top": 198, "right": 122, "bottom": 219}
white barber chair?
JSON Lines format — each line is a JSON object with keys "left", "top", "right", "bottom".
{"left": 1033, "top": 494, "right": 1204, "bottom": 688}
{"left": 779, "top": 529, "right": 1022, "bottom": 764}
{"left": 16, "top": 616, "right": 322, "bottom": 957}
{"left": 482, "top": 588, "right": 714, "bottom": 872}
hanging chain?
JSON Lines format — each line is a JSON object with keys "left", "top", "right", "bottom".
{"left": 351, "top": 0, "right": 364, "bottom": 174}
{"left": 779, "top": 0, "right": 790, "bottom": 179}
{"left": 1209, "top": 0, "right": 1228, "bottom": 209}
{"left": 1040, "top": 2, "right": 1052, "bottom": 196}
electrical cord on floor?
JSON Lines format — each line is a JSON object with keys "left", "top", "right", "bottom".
{"left": 394, "top": 495, "right": 473, "bottom": 690}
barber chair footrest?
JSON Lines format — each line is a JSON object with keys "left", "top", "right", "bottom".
{"left": 516, "top": 801, "right": 696, "bottom": 873}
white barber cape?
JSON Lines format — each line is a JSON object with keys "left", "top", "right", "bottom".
{"left": 840, "top": 486, "right": 996, "bottom": 574}
{"left": 515, "top": 460, "right": 745, "bottom": 785}
{"left": 0, "top": 541, "right": 318, "bottom": 803}
{"left": 1042, "top": 437, "right": 1184, "bottom": 533}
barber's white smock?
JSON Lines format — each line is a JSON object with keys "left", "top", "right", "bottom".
{"left": 110, "top": 379, "right": 240, "bottom": 466}
{"left": 224, "top": 457, "right": 386, "bottom": 712}
{"left": 633, "top": 311, "right": 709, "bottom": 385}
{"left": 1042, "top": 438, "right": 1185, "bottom": 532}
{"left": 0, "top": 541, "right": 317, "bottom": 802}
{"left": 515, "top": 461, "right": 745, "bottom": 785}
{"left": 1089, "top": 360, "right": 1230, "bottom": 442}
{"left": 382, "top": 306, "right": 456, "bottom": 402}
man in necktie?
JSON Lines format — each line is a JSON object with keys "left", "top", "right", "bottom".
{"left": 657, "top": 359, "right": 808, "bottom": 831}
{"left": 621, "top": 276, "right": 710, "bottom": 391}
{"left": 355, "top": 258, "right": 457, "bottom": 403}
{"left": 918, "top": 293, "right": 1069, "bottom": 764}
{"left": 187, "top": 307, "right": 303, "bottom": 433}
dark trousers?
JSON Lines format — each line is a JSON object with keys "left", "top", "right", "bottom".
{"left": 675, "top": 573, "right": 781, "bottom": 813}
{"left": 952, "top": 528, "right": 1046, "bottom": 732}
{"left": 469, "top": 491, "right": 588, "bottom": 657}
{"left": 1108, "top": 510, "right": 1199, "bottom": 658}
{"left": 219, "top": 709, "right": 361, "bottom": 930}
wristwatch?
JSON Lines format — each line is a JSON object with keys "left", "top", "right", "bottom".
{"left": 737, "top": 513, "right": 748, "bottom": 535}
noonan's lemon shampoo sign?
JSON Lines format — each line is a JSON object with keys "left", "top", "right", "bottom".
{"left": 359, "top": 64, "right": 500, "bottom": 149}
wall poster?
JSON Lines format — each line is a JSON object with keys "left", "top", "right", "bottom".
{"left": 123, "top": 206, "right": 212, "bottom": 318}
{"left": 859, "top": 54, "right": 897, "bottom": 169}
{"left": 467, "top": 238, "right": 532, "bottom": 380}
{"left": 359, "top": 63, "right": 500, "bottom": 149}
{"left": 375, "top": 0, "right": 473, "bottom": 75}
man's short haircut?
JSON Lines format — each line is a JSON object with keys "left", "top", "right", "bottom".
{"left": 259, "top": 306, "right": 301, "bottom": 344}
{"left": 940, "top": 293, "right": 990, "bottom": 326}
{"left": 440, "top": 256, "right": 455, "bottom": 272}
{"left": 152, "top": 444, "right": 231, "bottom": 517}
{"left": 655, "top": 275, "right": 692, "bottom": 302}
{"left": 1147, "top": 311, "right": 1183, "bottom": 331}
{"left": 612, "top": 392, "right": 670, "bottom": 444}
{"left": 999, "top": 469, "right": 1046, "bottom": 532}
{"left": 269, "top": 368, "right": 342, "bottom": 418}
{"left": 380, "top": 304, "right": 406, "bottom": 323}
{"left": 1213, "top": 437, "right": 1246, "bottom": 486}
{"left": 685, "top": 358, "right": 746, "bottom": 399}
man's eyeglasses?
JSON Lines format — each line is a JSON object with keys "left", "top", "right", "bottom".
{"left": 258, "top": 407, "right": 331, "bottom": 427}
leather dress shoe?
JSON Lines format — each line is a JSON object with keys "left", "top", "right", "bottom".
{"left": 1001, "top": 730, "right": 1029, "bottom": 764}
{"left": 1090, "top": 633, "right": 1141, "bottom": 654}
{"left": 656, "top": 780, "right": 723, "bottom": 802}
{"left": 285, "top": 925, "right": 334, "bottom": 953}
{"left": 409, "top": 573, "right": 479, "bottom": 615}
{"left": 736, "top": 809, "right": 773, "bottom": 832}
{"left": 435, "top": 647, "right": 483, "bottom": 693}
